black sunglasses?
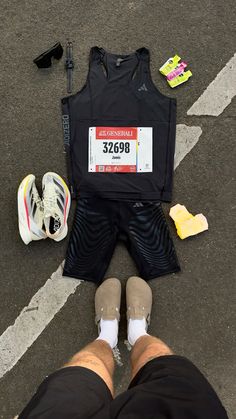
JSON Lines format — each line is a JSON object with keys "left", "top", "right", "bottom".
{"left": 33, "top": 42, "right": 64, "bottom": 68}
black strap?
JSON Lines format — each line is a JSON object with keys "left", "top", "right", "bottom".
{"left": 65, "top": 41, "right": 74, "bottom": 93}
{"left": 136, "top": 47, "right": 150, "bottom": 62}
{"left": 89, "top": 46, "right": 105, "bottom": 63}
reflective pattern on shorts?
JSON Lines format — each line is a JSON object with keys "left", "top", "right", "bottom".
{"left": 64, "top": 198, "right": 180, "bottom": 283}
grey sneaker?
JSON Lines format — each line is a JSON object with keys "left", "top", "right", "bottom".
{"left": 95, "top": 278, "right": 121, "bottom": 329}
{"left": 126, "top": 276, "right": 152, "bottom": 325}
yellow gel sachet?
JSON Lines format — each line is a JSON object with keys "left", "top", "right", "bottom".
{"left": 169, "top": 204, "right": 208, "bottom": 239}
{"left": 159, "top": 55, "right": 181, "bottom": 76}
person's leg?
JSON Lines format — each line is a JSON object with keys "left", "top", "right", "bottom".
{"left": 130, "top": 334, "right": 173, "bottom": 379}
{"left": 64, "top": 339, "right": 115, "bottom": 395}
{"left": 113, "top": 276, "right": 228, "bottom": 419}
{"left": 18, "top": 278, "right": 121, "bottom": 419}
{"left": 63, "top": 276, "right": 121, "bottom": 395}
{"left": 126, "top": 276, "right": 174, "bottom": 378}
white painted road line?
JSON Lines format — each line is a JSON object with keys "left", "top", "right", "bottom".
{"left": 0, "top": 123, "right": 202, "bottom": 380}
{"left": 175, "top": 124, "right": 202, "bottom": 169}
{"left": 187, "top": 53, "right": 236, "bottom": 116}
{"left": 0, "top": 263, "right": 81, "bottom": 379}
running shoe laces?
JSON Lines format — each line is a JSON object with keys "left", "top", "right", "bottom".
{"left": 43, "top": 183, "right": 60, "bottom": 218}
{"left": 42, "top": 172, "right": 71, "bottom": 241}
{"left": 32, "top": 185, "right": 44, "bottom": 213}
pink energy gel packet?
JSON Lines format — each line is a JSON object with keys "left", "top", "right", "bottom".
{"left": 167, "top": 62, "right": 187, "bottom": 81}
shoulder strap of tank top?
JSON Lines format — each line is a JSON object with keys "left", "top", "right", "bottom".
{"left": 128, "top": 47, "right": 150, "bottom": 87}
{"left": 135, "top": 47, "right": 150, "bottom": 75}
{"left": 88, "top": 46, "right": 109, "bottom": 84}
{"left": 86, "top": 47, "right": 107, "bottom": 119}
{"left": 136, "top": 47, "right": 150, "bottom": 62}
{"left": 89, "top": 46, "right": 105, "bottom": 63}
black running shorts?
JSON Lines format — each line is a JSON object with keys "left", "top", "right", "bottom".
{"left": 18, "top": 355, "right": 228, "bottom": 419}
{"left": 63, "top": 198, "right": 180, "bottom": 283}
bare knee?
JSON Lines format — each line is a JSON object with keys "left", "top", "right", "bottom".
{"left": 64, "top": 348, "right": 114, "bottom": 396}
{"left": 131, "top": 335, "right": 173, "bottom": 378}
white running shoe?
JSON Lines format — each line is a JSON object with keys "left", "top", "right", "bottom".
{"left": 42, "top": 172, "right": 71, "bottom": 241}
{"left": 18, "top": 174, "right": 47, "bottom": 245}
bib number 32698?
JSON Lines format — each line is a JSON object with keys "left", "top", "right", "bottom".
{"left": 103, "top": 141, "right": 130, "bottom": 154}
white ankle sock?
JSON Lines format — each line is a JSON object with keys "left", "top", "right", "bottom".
{"left": 128, "top": 317, "right": 148, "bottom": 346}
{"left": 96, "top": 318, "right": 118, "bottom": 349}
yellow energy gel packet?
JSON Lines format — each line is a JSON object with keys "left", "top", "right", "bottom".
{"left": 159, "top": 55, "right": 181, "bottom": 76}
{"left": 167, "top": 70, "right": 192, "bottom": 88}
{"left": 169, "top": 204, "right": 208, "bottom": 239}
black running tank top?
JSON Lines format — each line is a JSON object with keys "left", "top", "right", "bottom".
{"left": 61, "top": 47, "right": 176, "bottom": 201}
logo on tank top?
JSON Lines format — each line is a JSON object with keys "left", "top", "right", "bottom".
{"left": 138, "top": 83, "right": 148, "bottom": 92}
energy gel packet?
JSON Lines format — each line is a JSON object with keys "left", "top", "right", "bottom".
{"left": 169, "top": 204, "right": 208, "bottom": 239}
{"left": 167, "top": 70, "right": 192, "bottom": 88}
{"left": 159, "top": 55, "right": 181, "bottom": 76}
{"left": 166, "top": 61, "right": 187, "bottom": 80}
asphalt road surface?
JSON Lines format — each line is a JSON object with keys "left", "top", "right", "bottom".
{"left": 0, "top": 0, "right": 235, "bottom": 418}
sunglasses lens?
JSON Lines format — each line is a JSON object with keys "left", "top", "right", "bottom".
{"left": 33, "top": 42, "right": 63, "bottom": 68}
{"left": 34, "top": 52, "right": 52, "bottom": 68}
{"left": 53, "top": 43, "right": 63, "bottom": 60}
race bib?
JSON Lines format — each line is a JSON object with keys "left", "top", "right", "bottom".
{"left": 88, "top": 126, "right": 153, "bottom": 173}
